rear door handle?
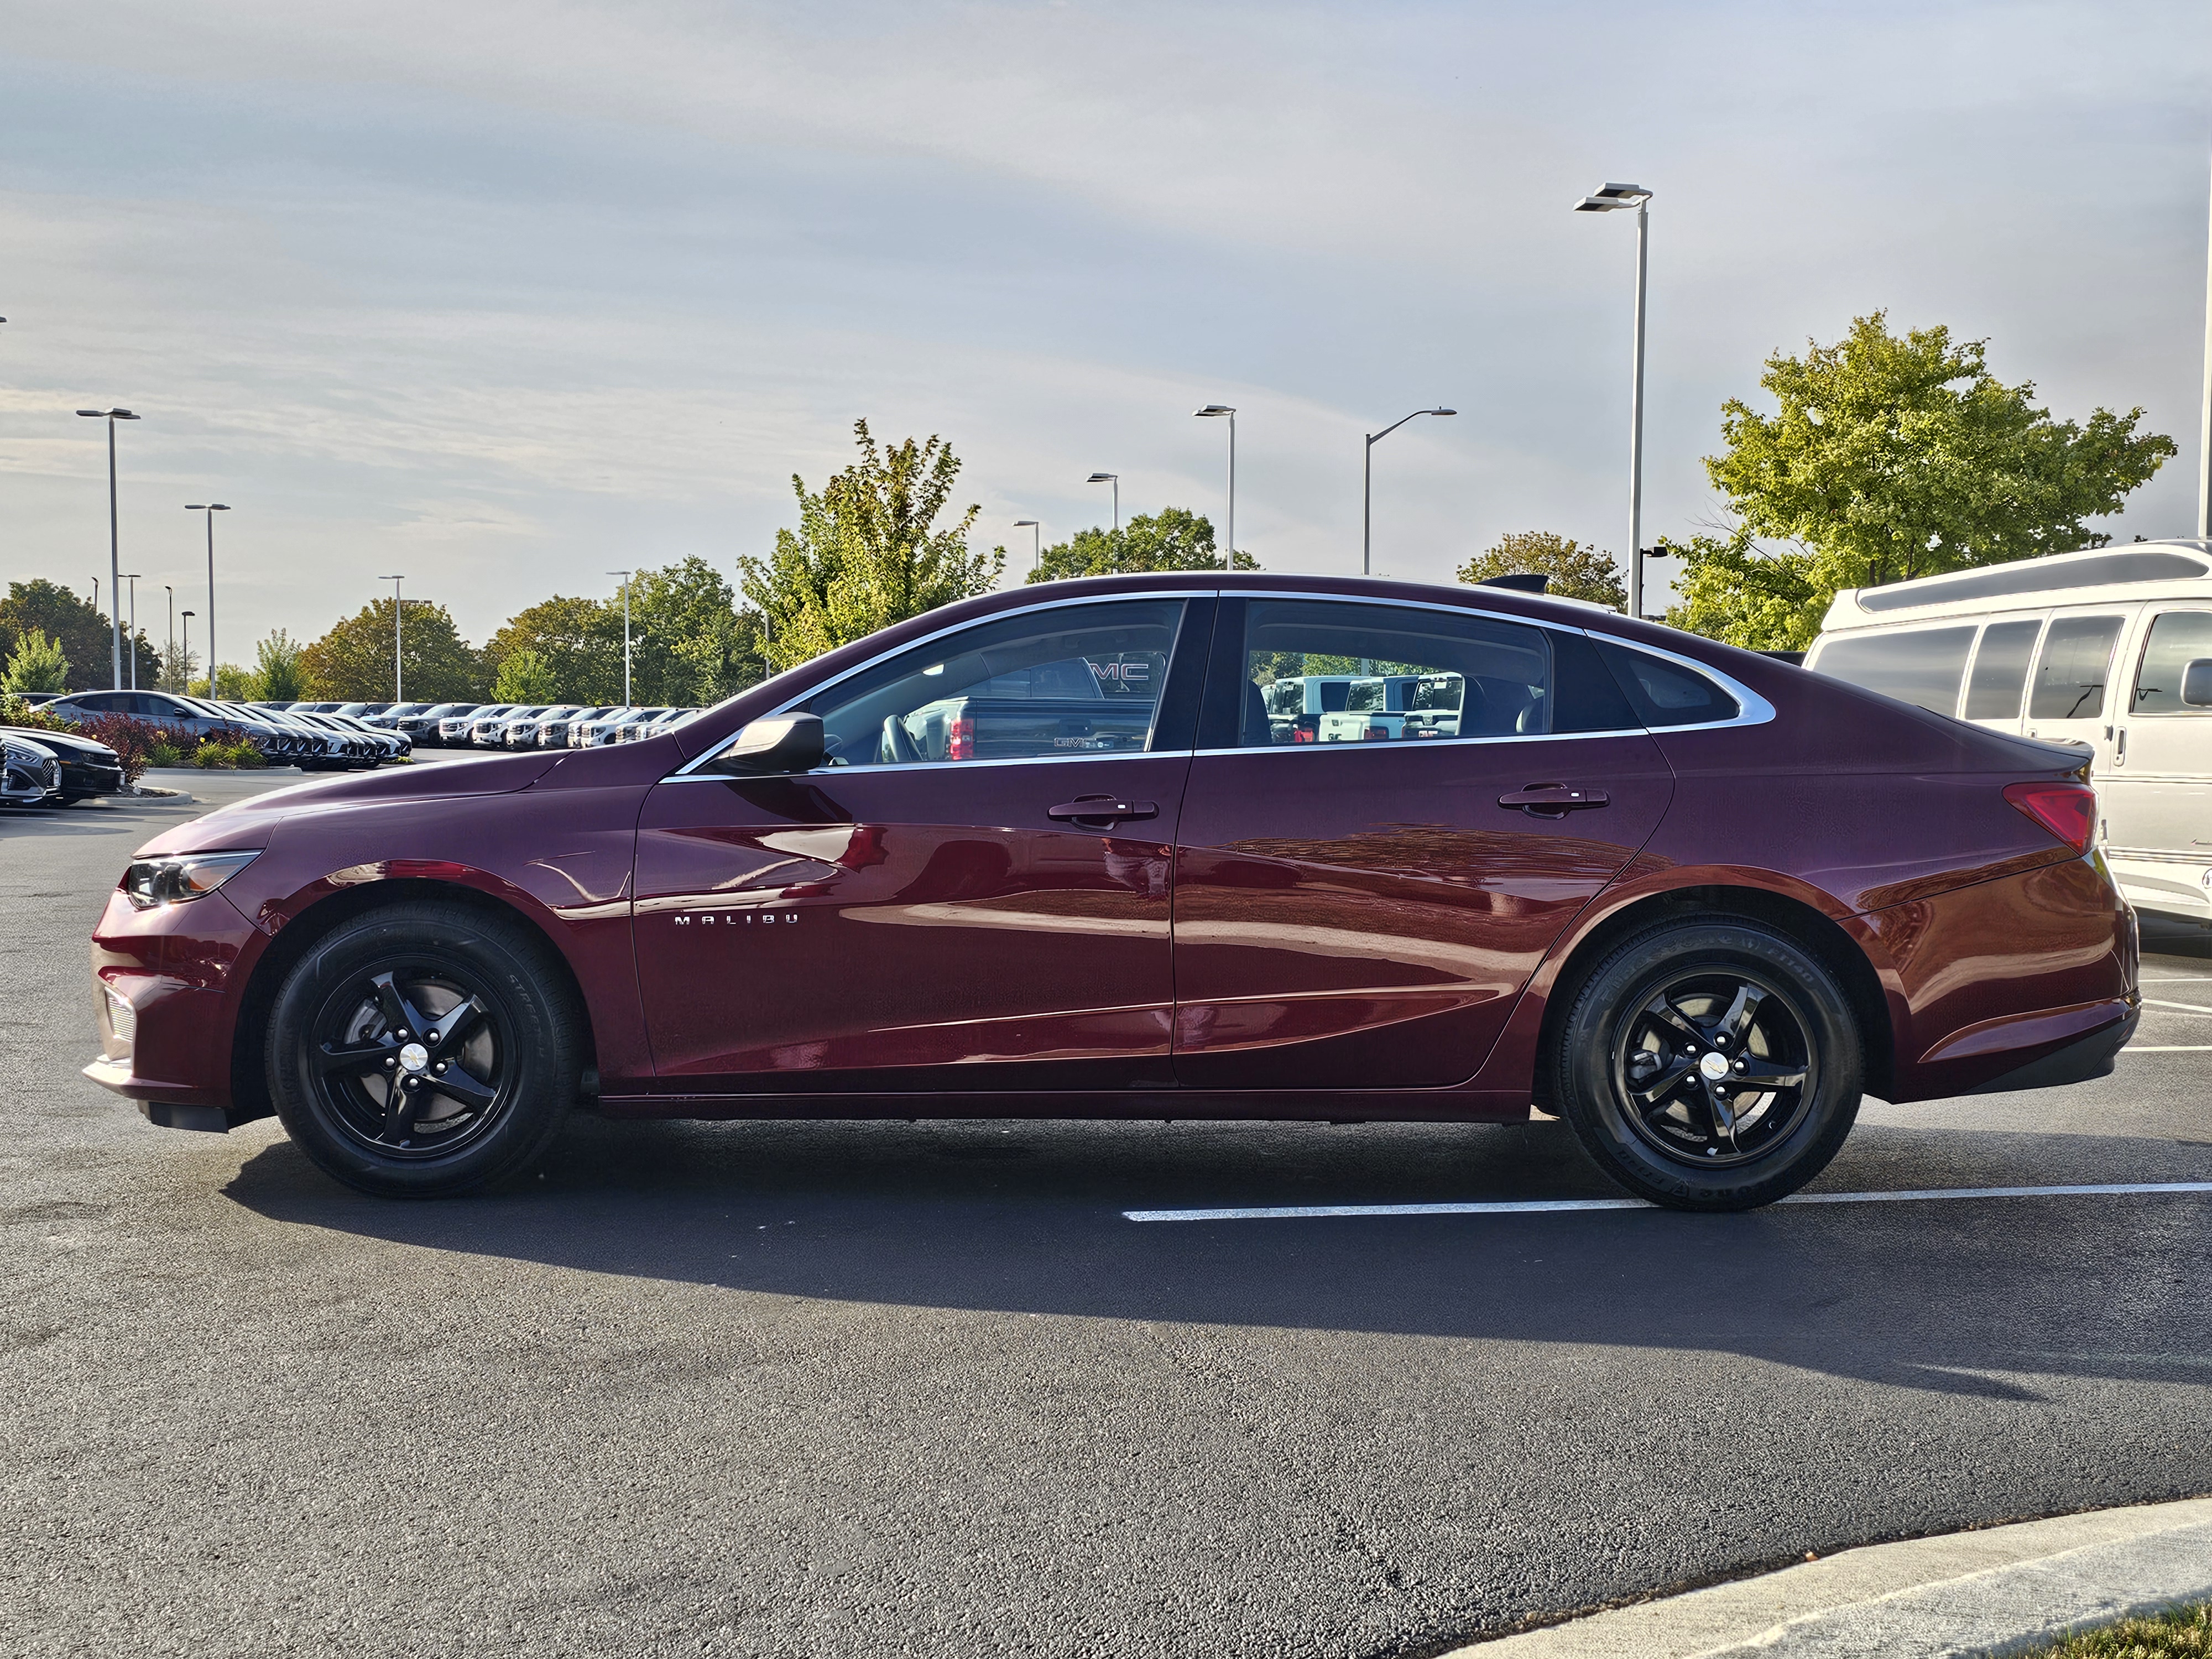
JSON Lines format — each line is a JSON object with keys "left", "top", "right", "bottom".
{"left": 1499, "top": 784, "right": 1610, "bottom": 816}
{"left": 1047, "top": 797, "right": 1159, "bottom": 823}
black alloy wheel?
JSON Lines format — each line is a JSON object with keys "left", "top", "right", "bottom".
{"left": 267, "top": 901, "right": 578, "bottom": 1197}
{"left": 1553, "top": 918, "right": 1862, "bottom": 1211}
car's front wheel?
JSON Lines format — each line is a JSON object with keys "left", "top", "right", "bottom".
{"left": 266, "top": 900, "right": 579, "bottom": 1197}
{"left": 1551, "top": 918, "right": 1862, "bottom": 1211}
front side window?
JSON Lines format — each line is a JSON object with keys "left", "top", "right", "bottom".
{"left": 805, "top": 599, "right": 1184, "bottom": 766}
{"left": 1961, "top": 619, "right": 2042, "bottom": 720}
{"left": 1810, "top": 627, "right": 1976, "bottom": 717}
{"left": 2028, "top": 615, "right": 2125, "bottom": 720}
{"left": 1229, "top": 599, "right": 1636, "bottom": 747}
{"left": 2131, "top": 611, "right": 2212, "bottom": 715}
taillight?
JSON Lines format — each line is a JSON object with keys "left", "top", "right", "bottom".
{"left": 946, "top": 718, "right": 975, "bottom": 761}
{"left": 2004, "top": 781, "right": 2096, "bottom": 854}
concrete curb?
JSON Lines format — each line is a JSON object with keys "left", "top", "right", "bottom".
{"left": 1453, "top": 1496, "right": 2212, "bottom": 1657}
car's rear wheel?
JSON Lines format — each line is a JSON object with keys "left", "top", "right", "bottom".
{"left": 267, "top": 901, "right": 578, "bottom": 1197}
{"left": 1552, "top": 918, "right": 1861, "bottom": 1211}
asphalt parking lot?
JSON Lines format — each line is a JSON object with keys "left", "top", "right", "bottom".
{"left": 5, "top": 767, "right": 2210, "bottom": 1659}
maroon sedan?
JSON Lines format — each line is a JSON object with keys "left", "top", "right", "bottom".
{"left": 86, "top": 573, "right": 2138, "bottom": 1209}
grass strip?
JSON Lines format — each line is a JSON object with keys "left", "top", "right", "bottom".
{"left": 2030, "top": 1601, "right": 2212, "bottom": 1657}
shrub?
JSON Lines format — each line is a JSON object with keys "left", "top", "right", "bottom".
{"left": 145, "top": 738, "right": 186, "bottom": 768}
{"left": 191, "top": 737, "right": 268, "bottom": 770}
{"left": 69, "top": 712, "right": 170, "bottom": 784}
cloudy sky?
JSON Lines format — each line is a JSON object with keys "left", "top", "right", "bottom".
{"left": 3, "top": 1, "right": 2209, "bottom": 666}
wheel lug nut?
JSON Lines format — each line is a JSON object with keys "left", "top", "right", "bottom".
{"left": 383, "top": 1057, "right": 395, "bottom": 1067}
{"left": 427, "top": 1031, "right": 439, "bottom": 1043}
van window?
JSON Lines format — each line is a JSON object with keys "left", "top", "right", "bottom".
{"left": 1962, "top": 619, "right": 2042, "bottom": 721}
{"left": 1811, "top": 627, "right": 1975, "bottom": 716}
{"left": 2028, "top": 616, "right": 2125, "bottom": 721}
{"left": 1856, "top": 549, "right": 2209, "bottom": 612}
{"left": 2131, "top": 611, "right": 2212, "bottom": 715}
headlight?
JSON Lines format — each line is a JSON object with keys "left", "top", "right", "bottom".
{"left": 120, "top": 850, "right": 260, "bottom": 909}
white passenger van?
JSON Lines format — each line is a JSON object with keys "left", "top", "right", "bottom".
{"left": 1806, "top": 539, "right": 2212, "bottom": 924}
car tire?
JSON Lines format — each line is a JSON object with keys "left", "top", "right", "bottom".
{"left": 1551, "top": 918, "right": 1861, "bottom": 1212}
{"left": 266, "top": 900, "right": 579, "bottom": 1197}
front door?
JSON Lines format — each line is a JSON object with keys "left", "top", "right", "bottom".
{"left": 2106, "top": 606, "right": 2212, "bottom": 914}
{"left": 1171, "top": 596, "right": 1674, "bottom": 1091}
{"left": 633, "top": 596, "right": 1206, "bottom": 1093}
{"left": 2023, "top": 608, "right": 2136, "bottom": 759}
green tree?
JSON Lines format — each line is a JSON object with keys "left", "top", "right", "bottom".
{"left": 300, "top": 599, "right": 481, "bottom": 702}
{"left": 625, "top": 556, "right": 764, "bottom": 706}
{"left": 249, "top": 630, "right": 306, "bottom": 702}
{"left": 482, "top": 596, "right": 623, "bottom": 705}
{"left": 491, "top": 646, "right": 561, "bottom": 704}
{"left": 2, "top": 627, "right": 71, "bottom": 693}
{"left": 1027, "top": 507, "right": 1257, "bottom": 583}
{"left": 193, "top": 664, "right": 254, "bottom": 700}
{"left": 739, "top": 419, "right": 1004, "bottom": 670}
{"left": 1455, "top": 531, "right": 1624, "bottom": 608}
{"left": 1674, "top": 312, "right": 2177, "bottom": 648}
{"left": 0, "top": 579, "right": 156, "bottom": 691}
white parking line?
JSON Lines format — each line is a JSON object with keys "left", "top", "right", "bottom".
{"left": 2127, "top": 1045, "right": 2212, "bottom": 1052}
{"left": 1122, "top": 1181, "right": 2212, "bottom": 1223}
{"left": 2143, "top": 998, "right": 2212, "bottom": 1014}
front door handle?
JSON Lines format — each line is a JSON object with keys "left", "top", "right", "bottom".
{"left": 1047, "top": 796, "right": 1159, "bottom": 824}
{"left": 1499, "top": 784, "right": 1610, "bottom": 817}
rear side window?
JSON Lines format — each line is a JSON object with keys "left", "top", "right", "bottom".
{"left": 2028, "top": 615, "right": 2125, "bottom": 720}
{"left": 1961, "top": 619, "right": 2041, "bottom": 720}
{"left": 1590, "top": 638, "right": 1740, "bottom": 727}
{"left": 1811, "top": 627, "right": 1975, "bottom": 716}
{"left": 2131, "top": 611, "right": 2212, "bottom": 715}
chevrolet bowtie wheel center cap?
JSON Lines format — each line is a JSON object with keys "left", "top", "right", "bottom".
{"left": 399, "top": 1042, "right": 431, "bottom": 1074}
{"left": 1698, "top": 1051, "right": 1731, "bottom": 1082}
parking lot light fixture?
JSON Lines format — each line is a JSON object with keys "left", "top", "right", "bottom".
{"left": 1363, "top": 408, "right": 1456, "bottom": 575}
{"left": 1194, "top": 406, "right": 1236, "bottom": 566}
{"left": 1086, "top": 473, "right": 1119, "bottom": 536}
{"left": 184, "top": 504, "right": 230, "bottom": 690}
{"left": 379, "top": 576, "right": 405, "bottom": 702}
{"left": 78, "top": 407, "right": 140, "bottom": 688}
{"left": 122, "top": 575, "right": 142, "bottom": 688}
{"left": 608, "top": 571, "right": 633, "bottom": 703}
{"left": 1012, "top": 520, "right": 1040, "bottom": 577}
{"left": 1574, "top": 181, "right": 1655, "bottom": 618}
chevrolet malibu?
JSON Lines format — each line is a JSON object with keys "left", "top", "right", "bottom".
{"left": 86, "top": 573, "right": 2138, "bottom": 1209}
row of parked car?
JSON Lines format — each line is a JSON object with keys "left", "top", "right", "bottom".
{"left": 18, "top": 690, "right": 413, "bottom": 772}
{"left": 289, "top": 700, "right": 703, "bottom": 749}
{"left": 1, "top": 722, "right": 128, "bottom": 807}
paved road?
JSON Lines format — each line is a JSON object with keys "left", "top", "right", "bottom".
{"left": 5, "top": 769, "right": 2209, "bottom": 1659}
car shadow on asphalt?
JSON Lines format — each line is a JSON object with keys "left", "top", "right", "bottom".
{"left": 223, "top": 1111, "right": 2212, "bottom": 1400}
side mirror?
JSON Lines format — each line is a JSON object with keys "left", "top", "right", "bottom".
{"left": 2183, "top": 659, "right": 2212, "bottom": 708}
{"left": 707, "top": 712, "right": 825, "bottom": 775}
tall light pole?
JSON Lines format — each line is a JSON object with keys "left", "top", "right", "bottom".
{"left": 162, "top": 585, "right": 174, "bottom": 691}
{"left": 1194, "top": 405, "right": 1236, "bottom": 563}
{"left": 122, "top": 574, "right": 142, "bottom": 688}
{"left": 2198, "top": 156, "right": 2211, "bottom": 539}
{"left": 1363, "top": 408, "right": 1456, "bottom": 575}
{"left": 1086, "top": 472, "right": 1119, "bottom": 536}
{"left": 1575, "top": 182, "right": 1655, "bottom": 617}
{"left": 184, "top": 503, "right": 229, "bottom": 690}
{"left": 379, "top": 576, "right": 405, "bottom": 702}
{"left": 180, "top": 611, "right": 194, "bottom": 689}
{"left": 76, "top": 408, "right": 139, "bottom": 688}
{"left": 1012, "top": 520, "right": 1040, "bottom": 578}
{"left": 607, "top": 571, "right": 633, "bottom": 704}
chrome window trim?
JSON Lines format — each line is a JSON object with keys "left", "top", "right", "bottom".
{"left": 660, "top": 747, "right": 1184, "bottom": 782}
{"left": 667, "top": 585, "right": 1773, "bottom": 781}
{"left": 672, "top": 588, "right": 1208, "bottom": 778}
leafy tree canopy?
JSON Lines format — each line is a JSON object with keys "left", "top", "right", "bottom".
{"left": 300, "top": 598, "right": 481, "bottom": 702}
{"left": 482, "top": 595, "right": 623, "bottom": 706}
{"left": 190, "top": 665, "right": 255, "bottom": 700}
{"left": 0, "top": 578, "right": 156, "bottom": 692}
{"left": 491, "top": 646, "right": 561, "bottom": 705}
{"left": 1027, "top": 507, "right": 1257, "bottom": 584}
{"left": 739, "top": 419, "right": 1004, "bottom": 670}
{"left": 1674, "top": 312, "right": 2177, "bottom": 648}
{"left": 250, "top": 630, "right": 306, "bottom": 703}
{"left": 3, "top": 627, "right": 71, "bottom": 693}
{"left": 625, "top": 556, "right": 765, "bottom": 707}
{"left": 1455, "top": 531, "right": 1624, "bottom": 609}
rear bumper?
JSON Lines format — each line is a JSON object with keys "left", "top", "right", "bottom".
{"left": 1954, "top": 1003, "right": 2138, "bottom": 1097}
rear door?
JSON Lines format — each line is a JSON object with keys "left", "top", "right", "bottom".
{"left": 1170, "top": 596, "right": 1674, "bottom": 1091}
{"left": 632, "top": 596, "right": 1208, "bottom": 1093}
{"left": 2106, "top": 606, "right": 2212, "bottom": 911}
{"left": 2024, "top": 607, "right": 2137, "bottom": 762}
